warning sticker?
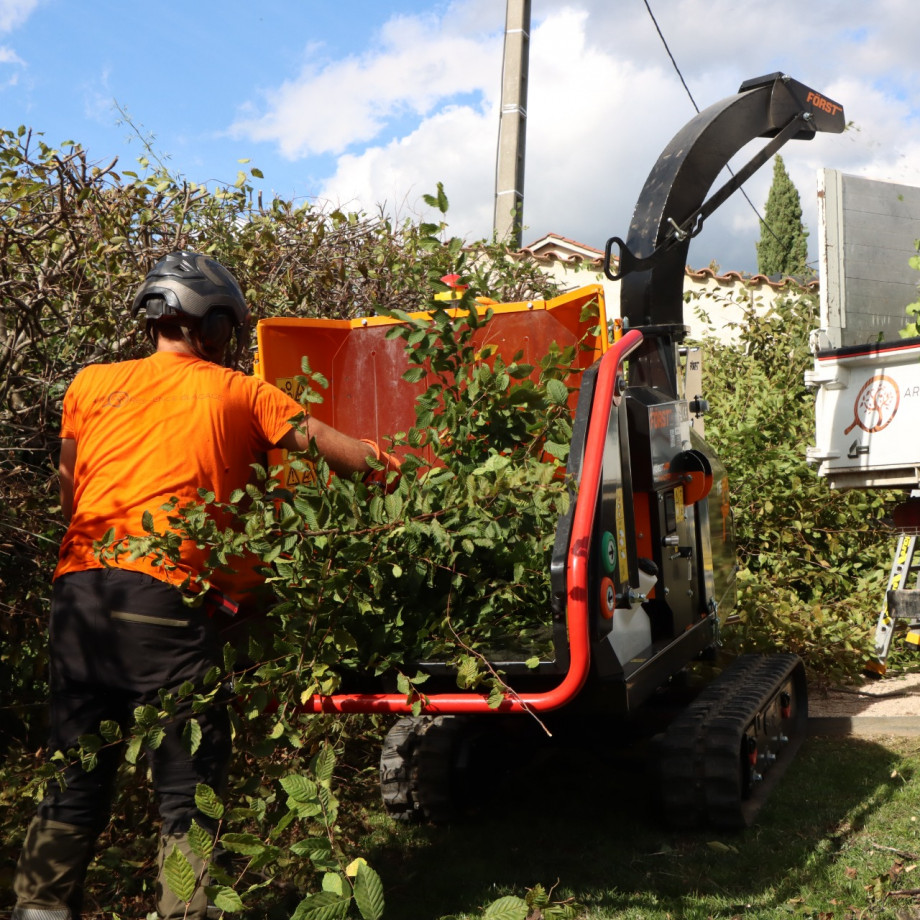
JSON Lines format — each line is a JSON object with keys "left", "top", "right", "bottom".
{"left": 284, "top": 462, "right": 317, "bottom": 487}
{"left": 275, "top": 376, "right": 307, "bottom": 402}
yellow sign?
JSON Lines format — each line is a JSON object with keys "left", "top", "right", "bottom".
{"left": 674, "top": 485, "right": 685, "bottom": 524}
{"left": 275, "top": 376, "right": 307, "bottom": 402}
{"left": 615, "top": 488, "right": 629, "bottom": 574}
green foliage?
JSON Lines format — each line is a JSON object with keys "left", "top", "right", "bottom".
{"left": 0, "top": 125, "right": 559, "bottom": 750}
{"left": 695, "top": 288, "right": 900, "bottom": 680}
{"left": 108, "top": 287, "right": 584, "bottom": 700}
{"left": 483, "top": 896, "right": 528, "bottom": 920}
{"left": 755, "top": 154, "right": 810, "bottom": 278}
{"left": 154, "top": 749, "right": 389, "bottom": 919}
{"left": 163, "top": 844, "right": 198, "bottom": 903}
{"left": 352, "top": 862, "right": 386, "bottom": 920}
{"left": 187, "top": 820, "right": 215, "bottom": 862}
{"left": 0, "top": 124, "right": 564, "bottom": 916}
{"left": 366, "top": 736, "right": 920, "bottom": 920}
{"left": 195, "top": 783, "right": 226, "bottom": 821}
{"left": 478, "top": 885, "right": 578, "bottom": 920}
{"left": 901, "top": 239, "right": 920, "bottom": 337}
{"left": 2, "top": 120, "right": 908, "bottom": 917}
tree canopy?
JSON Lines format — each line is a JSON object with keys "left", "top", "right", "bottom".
{"left": 755, "top": 154, "right": 810, "bottom": 278}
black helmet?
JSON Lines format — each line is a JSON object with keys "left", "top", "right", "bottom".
{"left": 132, "top": 252, "right": 251, "bottom": 367}
{"left": 132, "top": 251, "right": 250, "bottom": 326}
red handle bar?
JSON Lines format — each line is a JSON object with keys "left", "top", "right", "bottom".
{"left": 298, "top": 328, "right": 644, "bottom": 714}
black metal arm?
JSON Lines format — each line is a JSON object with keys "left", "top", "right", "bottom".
{"left": 606, "top": 73, "right": 845, "bottom": 328}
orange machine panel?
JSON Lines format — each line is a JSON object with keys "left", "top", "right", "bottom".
{"left": 255, "top": 285, "right": 609, "bottom": 473}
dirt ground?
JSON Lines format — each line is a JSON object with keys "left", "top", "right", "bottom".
{"left": 809, "top": 670, "right": 920, "bottom": 736}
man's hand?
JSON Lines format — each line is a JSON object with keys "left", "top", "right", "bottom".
{"left": 360, "top": 439, "right": 401, "bottom": 492}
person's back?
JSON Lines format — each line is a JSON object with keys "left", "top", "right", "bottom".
{"left": 57, "top": 349, "right": 301, "bottom": 590}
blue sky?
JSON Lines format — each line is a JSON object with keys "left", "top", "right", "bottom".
{"left": 3, "top": 0, "right": 920, "bottom": 274}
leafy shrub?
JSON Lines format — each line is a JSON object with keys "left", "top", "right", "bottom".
{"left": 694, "top": 289, "right": 901, "bottom": 681}
{"left": 3, "top": 122, "right": 911, "bottom": 916}
{"left": 107, "top": 289, "right": 593, "bottom": 706}
{"left": 0, "top": 130, "right": 559, "bottom": 749}
{"left": 0, "top": 129, "right": 566, "bottom": 916}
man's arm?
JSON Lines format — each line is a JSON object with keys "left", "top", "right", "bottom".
{"left": 59, "top": 437, "right": 76, "bottom": 524}
{"left": 275, "top": 417, "right": 395, "bottom": 478}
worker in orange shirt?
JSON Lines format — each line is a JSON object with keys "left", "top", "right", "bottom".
{"left": 12, "top": 252, "right": 399, "bottom": 920}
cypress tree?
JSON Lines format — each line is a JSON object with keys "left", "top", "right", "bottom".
{"left": 756, "top": 154, "right": 810, "bottom": 278}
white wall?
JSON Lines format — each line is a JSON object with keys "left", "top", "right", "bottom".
{"left": 530, "top": 257, "right": 806, "bottom": 343}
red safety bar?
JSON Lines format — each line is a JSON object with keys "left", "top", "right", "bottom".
{"left": 297, "top": 329, "right": 644, "bottom": 714}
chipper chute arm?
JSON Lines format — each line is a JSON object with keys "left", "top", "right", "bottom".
{"left": 607, "top": 72, "right": 845, "bottom": 335}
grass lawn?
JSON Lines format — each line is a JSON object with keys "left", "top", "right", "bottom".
{"left": 362, "top": 732, "right": 920, "bottom": 920}
{"left": 4, "top": 729, "right": 920, "bottom": 919}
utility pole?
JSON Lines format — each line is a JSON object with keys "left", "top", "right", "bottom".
{"left": 493, "top": 0, "right": 531, "bottom": 249}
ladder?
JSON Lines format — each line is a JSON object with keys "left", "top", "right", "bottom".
{"left": 871, "top": 533, "right": 920, "bottom": 673}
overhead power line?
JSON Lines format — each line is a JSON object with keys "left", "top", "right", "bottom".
{"left": 641, "top": 0, "right": 700, "bottom": 114}
{"left": 640, "top": 0, "right": 803, "bottom": 273}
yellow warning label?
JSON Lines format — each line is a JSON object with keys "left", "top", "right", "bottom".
{"left": 284, "top": 463, "right": 317, "bottom": 487}
{"left": 891, "top": 539, "right": 911, "bottom": 591}
{"left": 278, "top": 451, "right": 317, "bottom": 488}
{"left": 615, "top": 487, "right": 629, "bottom": 574}
{"left": 674, "top": 485, "right": 685, "bottom": 524}
{"left": 275, "top": 376, "right": 307, "bottom": 402}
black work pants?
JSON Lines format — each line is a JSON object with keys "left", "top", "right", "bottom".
{"left": 37, "top": 568, "right": 232, "bottom": 836}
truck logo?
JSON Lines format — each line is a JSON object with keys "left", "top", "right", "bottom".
{"left": 844, "top": 374, "right": 900, "bottom": 434}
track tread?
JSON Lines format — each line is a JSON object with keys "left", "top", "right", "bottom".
{"left": 379, "top": 715, "right": 472, "bottom": 824}
{"left": 379, "top": 716, "right": 429, "bottom": 821}
{"left": 656, "top": 654, "right": 807, "bottom": 829}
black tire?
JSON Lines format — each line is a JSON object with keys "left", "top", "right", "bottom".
{"left": 379, "top": 714, "right": 495, "bottom": 824}
{"left": 379, "top": 716, "right": 429, "bottom": 822}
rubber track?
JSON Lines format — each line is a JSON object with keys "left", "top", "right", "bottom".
{"left": 379, "top": 715, "right": 468, "bottom": 824}
{"left": 657, "top": 654, "right": 807, "bottom": 830}
{"left": 379, "top": 716, "right": 427, "bottom": 822}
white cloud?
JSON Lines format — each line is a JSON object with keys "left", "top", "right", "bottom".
{"left": 229, "top": 9, "right": 502, "bottom": 158}
{"left": 315, "top": 6, "right": 694, "bottom": 250}
{"left": 0, "top": 0, "right": 39, "bottom": 33}
{"left": 0, "top": 0, "right": 37, "bottom": 80}
{"left": 818, "top": 77, "right": 920, "bottom": 185}
{"left": 0, "top": 43, "right": 22, "bottom": 64}
{"left": 316, "top": 103, "right": 496, "bottom": 237}
{"left": 516, "top": 9, "right": 688, "bottom": 248}
{"left": 80, "top": 67, "right": 119, "bottom": 127}
{"left": 232, "top": 0, "right": 920, "bottom": 272}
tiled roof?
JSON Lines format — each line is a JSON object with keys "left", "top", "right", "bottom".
{"left": 519, "top": 233, "right": 604, "bottom": 262}
{"left": 518, "top": 233, "right": 818, "bottom": 292}
{"left": 684, "top": 266, "right": 819, "bottom": 293}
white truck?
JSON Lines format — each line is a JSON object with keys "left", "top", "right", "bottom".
{"left": 806, "top": 170, "right": 920, "bottom": 667}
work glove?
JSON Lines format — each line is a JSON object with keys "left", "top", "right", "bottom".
{"left": 360, "top": 438, "right": 401, "bottom": 493}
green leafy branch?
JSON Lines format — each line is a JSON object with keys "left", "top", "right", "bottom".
{"left": 901, "top": 239, "right": 920, "bottom": 337}
{"left": 158, "top": 746, "right": 387, "bottom": 918}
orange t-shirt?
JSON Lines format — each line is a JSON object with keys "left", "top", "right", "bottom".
{"left": 56, "top": 351, "right": 303, "bottom": 595}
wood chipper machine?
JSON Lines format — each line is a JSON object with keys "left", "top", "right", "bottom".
{"left": 254, "top": 73, "right": 846, "bottom": 829}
